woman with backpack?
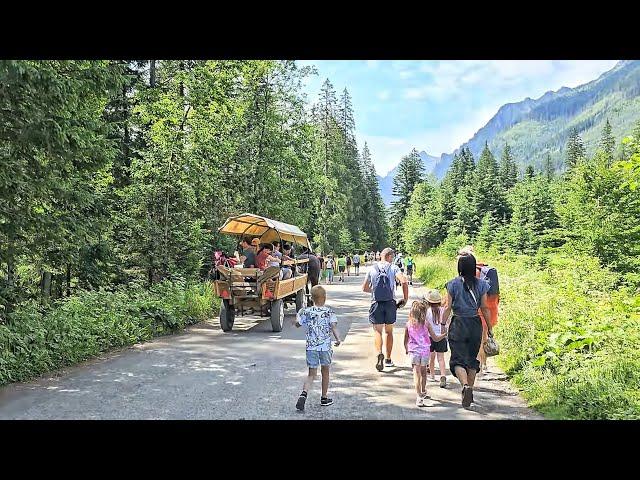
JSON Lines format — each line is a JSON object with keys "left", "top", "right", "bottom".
{"left": 442, "top": 253, "right": 493, "bottom": 408}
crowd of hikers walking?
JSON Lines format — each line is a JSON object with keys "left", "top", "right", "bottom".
{"left": 211, "top": 238, "right": 500, "bottom": 411}
{"left": 293, "top": 244, "right": 500, "bottom": 411}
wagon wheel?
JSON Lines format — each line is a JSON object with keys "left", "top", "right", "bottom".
{"left": 270, "top": 299, "right": 284, "bottom": 332}
{"left": 219, "top": 299, "right": 235, "bottom": 332}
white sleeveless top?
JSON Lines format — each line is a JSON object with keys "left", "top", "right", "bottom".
{"left": 426, "top": 306, "right": 446, "bottom": 337}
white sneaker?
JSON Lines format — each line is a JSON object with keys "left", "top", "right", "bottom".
{"left": 384, "top": 359, "right": 395, "bottom": 368}
{"left": 416, "top": 396, "right": 425, "bottom": 407}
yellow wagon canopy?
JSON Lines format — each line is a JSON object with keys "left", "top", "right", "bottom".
{"left": 218, "top": 213, "right": 311, "bottom": 249}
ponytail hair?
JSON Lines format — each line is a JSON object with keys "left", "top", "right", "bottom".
{"left": 458, "top": 253, "right": 478, "bottom": 294}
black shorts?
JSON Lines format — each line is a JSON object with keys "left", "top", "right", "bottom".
{"left": 369, "top": 300, "right": 397, "bottom": 325}
{"left": 338, "top": 266, "right": 345, "bottom": 273}
{"left": 406, "top": 265, "right": 413, "bottom": 274}
{"left": 430, "top": 337, "right": 448, "bottom": 353}
{"left": 448, "top": 315, "right": 482, "bottom": 377}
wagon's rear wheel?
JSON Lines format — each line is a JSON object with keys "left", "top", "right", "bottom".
{"left": 220, "top": 299, "right": 235, "bottom": 332}
{"left": 270, "top": 299, "right": 284, "bottom": 332}
{"left": 295, "top": 288, "right": 305, "bottom": 311}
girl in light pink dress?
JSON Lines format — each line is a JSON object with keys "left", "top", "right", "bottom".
{"left": 404, "top": 301, "right": 442, "bottom": 407}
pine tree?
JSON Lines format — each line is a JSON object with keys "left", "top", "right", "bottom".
{"left": 498, "top": 143, "right": 518, "bottom": 189}
{"left": 566, "top": 128, "right": 586, "bottom": 169}
{"left": 390, "top": 148, "right": 424, "bottom": 248}
{"left": 599, "top": 118, "right": 615, "bottom": 165}
{"left": 525, "top": 165, "right": 535, "bottom": 179}
{"left": 475, "top": 142, "right": 507, "bottom": 223}
{"left": 543, "top": 153, "right": 555, "bottom": 181}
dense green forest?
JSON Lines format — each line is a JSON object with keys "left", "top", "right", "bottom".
{"left": 394, "top": 120, "right": 640, "bottom": 284}
{"left": 0, "top": 60, "right": 387, "bottom": 383}
{"left": 2, "top": 60, "right": 639, "bottom": 419}
{"left": 391, "top": 119, "right": 640, "bottom": 419}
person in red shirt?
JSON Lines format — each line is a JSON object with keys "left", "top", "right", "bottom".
{"left": 458, "top": 246, "right": 499, "bottom": 373}
{"left": 255, "top": 243, "right": 279, "bottom": 271}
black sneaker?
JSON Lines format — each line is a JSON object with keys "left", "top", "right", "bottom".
{"left": 296, "top": 392, "right": 307, "bottom": 411}
{"left": 320, "top": 397, "right": 334, "bottom": 406}
{"left": 462, "top": 385, "right": 473, "bottom": 408}
{"left": 385, "top": 358, "right": 395, "bottom": 368}
{"left": 376, "top": 353, "right": 385, "bottom": 371}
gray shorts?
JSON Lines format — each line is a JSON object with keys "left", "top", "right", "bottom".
{"left": 306, "top": 349, "right": 332, "bottom": 368}
{"left": 409, "top": 353, "right": 430, "bottom": 366}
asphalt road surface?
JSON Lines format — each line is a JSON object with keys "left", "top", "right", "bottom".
{"left": 0, "top": 265, "right": 542, "bottom": 419}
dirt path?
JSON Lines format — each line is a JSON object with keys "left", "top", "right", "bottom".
{"left": 0, "top": 265, "right": 542, "bottom": 419}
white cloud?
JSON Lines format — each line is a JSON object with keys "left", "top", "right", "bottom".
{"left": 377, "top": 90, "right": 391, "bottom": 101}
{"left": 366, "top": 60, "right": 379, "bottom": 69}
{"left": 356, "top": 104, "right": 504, "bottom": 176}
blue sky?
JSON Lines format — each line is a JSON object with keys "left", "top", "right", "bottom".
{"left": 296, "top": 60, "right": 619, "bottom": 176}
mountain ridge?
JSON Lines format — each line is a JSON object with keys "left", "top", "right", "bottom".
{"left": 378, "top": 60, "right": 640, "bottom": 206}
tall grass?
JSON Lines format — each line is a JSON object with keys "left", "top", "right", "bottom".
{"left": 415, "top": 249, "right": 640, "bottom": 419}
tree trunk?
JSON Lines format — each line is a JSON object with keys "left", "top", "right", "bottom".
{"left": 41, "top": 271, "right": 52, "bottom": 299}
{"left": 150, "top": 60, "right": 156, "bottom": 87}
{"left": 66, "top": 264, "right": 71, "bottom": 297}
{"left": 7, "top": 258, "right": 15, "bottom": 287}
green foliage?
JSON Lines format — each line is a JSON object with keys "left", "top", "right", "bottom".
{"left": 0, "top": 281, "right": 218, "bottom": 385}
{"left": 415, "top": 251, "right": 640, "bottom": 419}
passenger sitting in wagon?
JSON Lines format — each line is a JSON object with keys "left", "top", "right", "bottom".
{"left": 256, "top": 243, "right": 279, "bottom": 271}
{"left": 280, "top": 242, "right": 294, "bottom": 280}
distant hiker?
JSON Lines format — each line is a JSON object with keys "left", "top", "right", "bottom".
{"left": 294, "top": 285, "right": 341, "bottom": 411}
{"left": 337, "top": 255, "right": 347, "bottom": 282}
{"left": 325, "top": 255, "right": 335, "bottom": 284}
{"left": 346, "top": 254, "right": 352, "bottom": 276}
{"left": 404, "top": 300, "right": 443, "bottom": 407}
{"left": 405, "top": 254, "right": 414, "bottom": 285}
{"left": 376, "top": 250, "right": 381, "bottom": 262}
{"left": 353, "top": 252, "right": 361, "bottom": 275}
{"left": 424, "top": 289, "right": 448, "bottom": 388}
{"left": 363, "top": 247, "right": 409, "bottom": 372}
{"left": 443, "top": 253, "right": 492, "bottom": 408}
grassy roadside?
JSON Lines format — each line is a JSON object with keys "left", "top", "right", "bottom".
{"left": 0, "top": 281, "right": 220, "bottom": 386}
{"left": 414, "top": 250, "right": 640, "bottom": 419}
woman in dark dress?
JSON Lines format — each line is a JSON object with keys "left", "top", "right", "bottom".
{"left": 442, "top": 253, "right": 493, "bottom": 408}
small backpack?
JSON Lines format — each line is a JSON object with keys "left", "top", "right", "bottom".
{"left": 478, "top": 265, "right": 500, "bottom": 295}
{"left": 371, "top": 264, "right": 394, "bottom": 302}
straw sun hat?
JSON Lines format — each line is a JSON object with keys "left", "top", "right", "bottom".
{"left": 425, "top": 289, "right": 443, "bottom": 304}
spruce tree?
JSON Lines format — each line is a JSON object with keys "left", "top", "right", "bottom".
{"left": 599, "top": 118, "right": 615, "bottom": 165}
{"left": 566, "top": 128, "right": 586, "bottom": 169}
{"left": 391, "top": 148, "right": 424, "bottom": 248}
{"left": 499, "top": 143, "right": 518, "bottom": 189}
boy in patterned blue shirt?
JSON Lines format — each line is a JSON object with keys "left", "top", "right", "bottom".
{"left": 294, "top": 285, "right": 341, "bottom": 411}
